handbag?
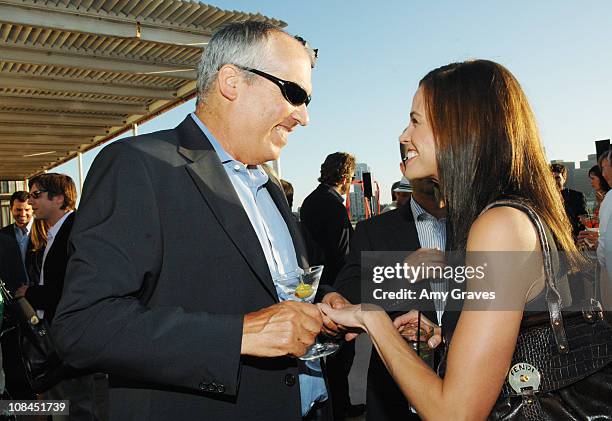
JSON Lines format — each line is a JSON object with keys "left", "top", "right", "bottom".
{"left": 0, "top": 277, "right": 69, "bottom": 393}
{"left": 483, "top": 199, "right": 612, "bottom": 420}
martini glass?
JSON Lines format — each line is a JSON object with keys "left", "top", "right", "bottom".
{"left": 282, "top": 265, "right": 341, "bottom": 360}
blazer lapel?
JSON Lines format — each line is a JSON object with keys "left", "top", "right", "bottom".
{"left": 43, "top": 213, "right": 73, "bottom": 275}
{"left": 398, "top": 202, "right": 421, "bottom": 249}
{"left": 176, "top": 117, "right": 278, "bottom": 302}
{"left": 264, "top": 173, "right": 309, "bottom": 269}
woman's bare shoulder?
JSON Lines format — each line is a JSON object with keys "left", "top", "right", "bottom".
{"left": 467, "top": 206, "right": 540, "bottom": 252}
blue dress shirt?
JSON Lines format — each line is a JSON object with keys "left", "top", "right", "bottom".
{"left": 14, "top": 219, "right": 33, "bottom": 284}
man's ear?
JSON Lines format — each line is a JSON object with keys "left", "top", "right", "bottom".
{"left": 52, "top": 194, "right": 65, "bottom": 208}
{"left": 399, "top": 162, "right": 405, "bottom": 175}
{"left": 217, "top": 64, "right": 241, "bottom": 101}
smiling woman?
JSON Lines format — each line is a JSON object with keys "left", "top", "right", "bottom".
{"left": 399, "top": 88, "right": 438, "bottom": 181}
{"left": 320, "top": 59, "right": 612, "bottom": 420}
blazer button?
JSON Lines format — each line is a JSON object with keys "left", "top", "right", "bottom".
{"left": 284, "top": 374, "right": 296, "bottom": 387}
{"left": 198, "top": 382, "right": 208, "bottom": 391}
{"left": 208, "top": 383, "right": 217, "bottom": 393}
{"left": 216, "top": 384, "right": 225, "bottom": 394}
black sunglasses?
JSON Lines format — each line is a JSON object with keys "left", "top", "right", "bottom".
{"left": 29, "top": 189, "right": 48, "bottom": 199}
{"left": 238, "top": 66, "right": 311, "bottom": 107}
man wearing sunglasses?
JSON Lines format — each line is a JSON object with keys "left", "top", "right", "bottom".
{"left": 18, "top": 173, "right": 100, "bottom": 420}
{"left": 53, "top": 21, "right": 349, "bottom": 421}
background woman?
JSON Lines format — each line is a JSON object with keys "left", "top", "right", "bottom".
{"left": 26, "top": 218, "right": 48, "bottom": 286}
{"left": 588, "top": 164, "right": 610, "bottom": 217}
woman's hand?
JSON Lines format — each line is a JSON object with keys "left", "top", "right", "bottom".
{"left": 320, "top": 292, "right": 352, "bottom": 337}
{"left": 318, "top": 303, "right": 383, "bottom": 340}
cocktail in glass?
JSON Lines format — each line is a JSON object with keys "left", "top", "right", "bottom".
{"left": 279, "top": 265, "right": 341, "bottom": 360}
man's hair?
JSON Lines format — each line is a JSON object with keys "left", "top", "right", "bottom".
{"left": 28, "top": 173, "right": 77, "bottom": 210}
{"left": 280, "top": 179, "right": 294, "bottom": 208}
{"left": 318, "top": 152, "right": 356, "bottom": 186}
{"left": 390, "top": 181, "right": 401, "bottom": 201}
{"left": 196, "top": 20, "right": 317, "bottom": 105}
{"left": 550, "top": 163, "right": 567, "bottom": 177}
{"left": 10, "top": 191, "right": 30, "bottom": 208}
{"left": 598, "top": 148, "right": 612, "bottom": 168}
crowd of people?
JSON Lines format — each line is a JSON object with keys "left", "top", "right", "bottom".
{"left": 1, "top": 20, "right": 611, "bottom": 421}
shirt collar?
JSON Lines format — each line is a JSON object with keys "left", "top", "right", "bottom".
{"left": 190, "top": 112, "right": 269, "bottom": 187}
{"left": 321, "top": 183, "right": 344, "bottom": 203}
{"left": 15, "top": 218, "right": 33, "bottom": 235}
{"left": 48, "top": 210, "right": 73, "bottom": 239}
{"left": 190, "top": 112, "right": 234, "bottom": 164}
{"left": 410, "top": 196, "right": 444, "bottom": 222}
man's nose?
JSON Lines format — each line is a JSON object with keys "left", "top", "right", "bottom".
{"left": 293, "top": 103, "right": 309, "bottom": 127}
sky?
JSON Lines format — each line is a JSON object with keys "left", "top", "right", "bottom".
{"left": 54, "top": 0, "right": 612, "bottom": 208}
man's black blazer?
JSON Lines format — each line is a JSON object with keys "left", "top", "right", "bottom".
{"left": 561, "top": 188, "right": 587, "bottom": 238}
{"left": 0, "top": 223, "right": 37, "bottom": 401}
{"left": 53, "top": 116, "right": 324, "bottom": 421}
{"left": 300, "top": 183, "right": 353, "bottom": 286}
{"left": 25, "top": 213, "right": 75, "bottom": 323}
{"left": 334, "top": 202, "right": 439, "bottom": 421}
{"left": 0, "top": 223, "right": 30, "bottom": 294}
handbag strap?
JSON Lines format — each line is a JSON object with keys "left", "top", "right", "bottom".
{"left": 480, "top": 198, "right": 569, "bottom": 353}
{"left": 0, "top": 277, "right": 14, "bottom": 303}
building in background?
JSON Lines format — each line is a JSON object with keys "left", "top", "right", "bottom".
{"left": 349, "top": 163, "right": 371, "bottom": 222}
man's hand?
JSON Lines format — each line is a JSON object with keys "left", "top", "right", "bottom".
{"left": 320, "top": 292, "right": 353, "bottom": 339}
{"left": 241, "top": 301, "right": 323, "bottom": 358}
{"left": 393, "top": 310, "right": 442, "bottom": 349}
{"left": 321, "top": 292, "right": 351, "bottom": 309}
{"left": 404, "top": 248, "right": 446, "bottom": 283}
{"left": 15, "top": 284, "right": 28, "bottom": 298}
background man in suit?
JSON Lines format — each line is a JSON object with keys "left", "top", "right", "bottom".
{"left": 382, "top": 177, "right": 412, "bottom": 213}
{"left": 0, "top": 191, "right": 36, "bottom": 400}
{"left": 551, "top": 163, "right": 587, "bottom": 239}
{"left": 301, "top": 152, "right": 356, "bottom": 287}
{"left": 16, "top": 173, "right": 98, "bottom": 421}
{"left": 52, "top": 21, "right": 350, "bottom": 421}
{"left": 300, "top": 152, "right": 363, "bottom": 420}
{"left": 335, "top": 142, "right": 447, "bottom": 421}
{"left": 0, "top": 191, "right": 33, "bottom": 291}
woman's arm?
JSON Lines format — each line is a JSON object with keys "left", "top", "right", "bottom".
{"left": 325, "top": 206, "right": 541, "bottom": 420}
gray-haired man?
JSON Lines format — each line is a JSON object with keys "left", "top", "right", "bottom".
{"left": 53, "top": 21, "right": 349, "bottom": 421}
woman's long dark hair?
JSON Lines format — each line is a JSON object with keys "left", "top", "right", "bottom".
{"left": 418, "top": 60, "right": 580, "bottom": 266}
{"left": 589, "top": 165, "right": 610, "bottom": 193}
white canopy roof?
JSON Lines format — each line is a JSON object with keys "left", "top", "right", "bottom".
{"left": 0, "top": 0, "right": 285, "bottom": 180}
